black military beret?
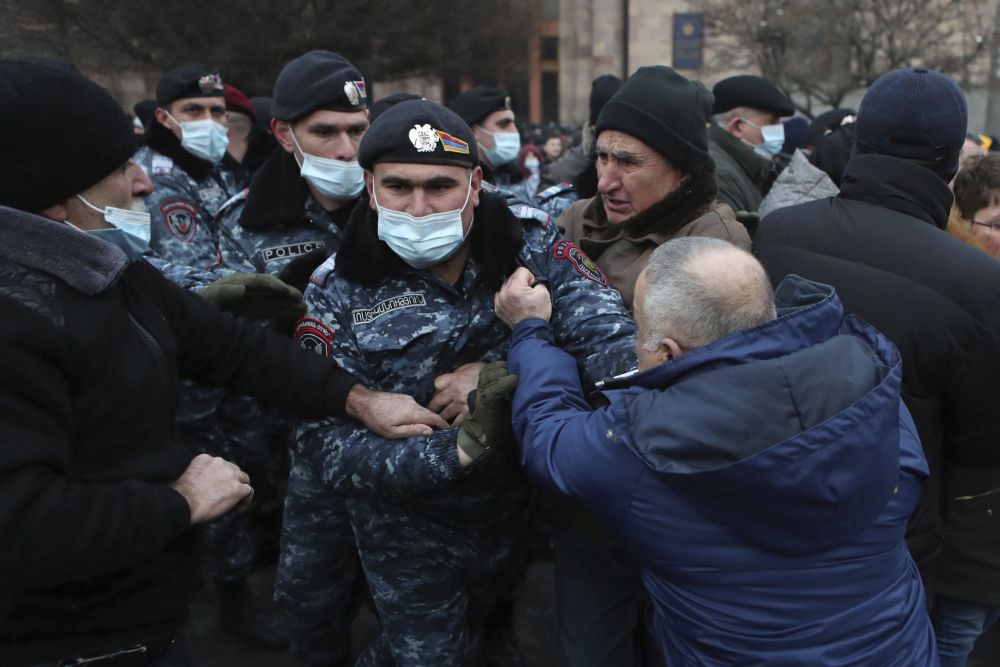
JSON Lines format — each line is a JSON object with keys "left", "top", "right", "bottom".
{"left": 711, "top": 75, "right": 794, "bottom": 117}
{"left": 156, "top": 64, "right": 224, "bottom": 105}
{"left": 359, "top": 99, "right": 479, "bottom": 170}
{"left": 449, "top": 85, "right": 512, "bottom": 126}
{"left": 272, "top": 51, "right": 367, "bottom": 122}
{"left": 370, "top": 92, "right": 423, "bottom": 121}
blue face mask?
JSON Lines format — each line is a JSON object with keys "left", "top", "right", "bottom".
{"left": 375, "top": 175, "right": 474, "bottom": 269}
{"left": 478, "top": 127, "right": 521, "bottom": 167}
{"left": 166, "top": 112, "right": 229, "bottom": 164}
{"left": 75, "top": 194, "right": 151, "bottom": 260}
{"left": 741, "top": 117, "right": 785, "bottom": 158}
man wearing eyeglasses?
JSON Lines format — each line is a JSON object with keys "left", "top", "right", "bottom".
{"left": 756, "top": 67, "right": 1000, "bottom": 667}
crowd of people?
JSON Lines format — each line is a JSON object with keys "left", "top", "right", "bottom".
{"left": 1, "top": 46, "right": 998, "bottom": 667}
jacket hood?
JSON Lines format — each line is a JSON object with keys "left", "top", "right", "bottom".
{"left": 0, "top": 205, "right": 128, "bottom": 294}
{"left": 607, "top": 275, "right": 903, "bottom": 554}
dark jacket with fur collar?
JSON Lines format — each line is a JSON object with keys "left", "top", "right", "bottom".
{"left": 0, "top": 206, "right": 356, "bottom": 661}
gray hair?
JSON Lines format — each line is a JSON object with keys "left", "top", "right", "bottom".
{"left": 711, "top": 106, "right": 769, "bottom": 128}
{"left": 639, "top": 237, "right": 776, "bottom": 351}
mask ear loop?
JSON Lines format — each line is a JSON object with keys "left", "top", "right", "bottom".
{"left": 288, "top": 127, "right": 307, "bottom": 169}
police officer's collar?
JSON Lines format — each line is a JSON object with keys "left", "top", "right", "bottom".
{"left": 335, "top": 189, "right": 523, "bottom": 293}
{"left": 239, "top": 148, "right": 314, "bottom": 231}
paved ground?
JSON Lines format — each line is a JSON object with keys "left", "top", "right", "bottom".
{"left": 186, "top": 563, "right": 1000, "bottom": 666}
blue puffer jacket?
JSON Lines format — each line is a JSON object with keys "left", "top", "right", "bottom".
{"left": 510, "top": 276, "right": 937, "bottom": 666}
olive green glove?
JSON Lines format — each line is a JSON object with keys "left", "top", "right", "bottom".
{"left": 198, "top": 273, "right": 307, "bottom": 320}
{"left": 457, "top": 361, "right": 519, "bottom": 463}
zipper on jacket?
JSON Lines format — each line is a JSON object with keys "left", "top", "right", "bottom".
{"left": 127, "top": 311, "right": 170, "bottom": 389}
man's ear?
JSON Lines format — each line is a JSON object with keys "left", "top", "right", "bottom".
{"left": 469, "top": 166, "right": 483, "bottom": 208}
{"left": 365, "top": 170, "right": 376, "bottom": 210}
{"left": 38, "top": 202, "right": 68, "bottom": 223}
{"left": 725, "top": 113, "right": 744, "bottom": 138}
{"left": 153, "top": 106, "right": 173, "bottom": 130}
{"left": 272, "top": 119, "right": 295, "bottom": 154}
{"left": 662, "top": 336, "right": 684, "bottom": 362}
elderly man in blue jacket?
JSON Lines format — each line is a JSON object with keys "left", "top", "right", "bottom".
{"left": 494, "top": 236, "right": 937, "bottom": 666}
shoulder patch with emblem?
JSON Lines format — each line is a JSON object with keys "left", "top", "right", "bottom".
{"left": 160, "top": 198, "right": 201, "bottom": 242}
{"left": 553, "top": 239, "right": 607, "bottom": 286}
{"left": 294, "top": 317, "right": 335, "bottom": 357}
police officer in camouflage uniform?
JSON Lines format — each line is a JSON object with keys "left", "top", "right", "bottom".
{"left": 289, "top": 99, "right": 637, "bottom": 666}
{"left": 134, "top": 64, "right": 244, "bottom": 269}
{"left": 213, "top": 51, "right": 374, "bottom": 663}
{"left": 450, "top": 86, "right": 533, "bottom": 202}
{"left": 216, "top": 51, "right": 369, "bottom": 285}
{"left": 135, "top": 63, "right": 286, "bottom": 649}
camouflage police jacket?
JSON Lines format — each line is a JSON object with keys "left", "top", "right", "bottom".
{"left": 134, "top": 122, "right": 245, "bottom": 270}
{"left": 215, "top": 149, "right": 351, "bottom": 284}
{"left": 292, "top": 191, "right": 636, "bottom": 524}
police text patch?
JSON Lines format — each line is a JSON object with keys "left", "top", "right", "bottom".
{"left": 294, "top": 317, "right": 335, "bottom": 357}
{"left": 553, "top": 240, "right": 607, "bottom": 286}
{"left": 262, "top": 241, "right": 325, "bottom": 263}
{"left": 352, "top": 293, "right": 426, "bottom": 325}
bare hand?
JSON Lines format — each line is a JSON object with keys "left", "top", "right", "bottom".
{"left": 494, "top": 267, "right": 552, "bottom": 327}
{"left": 171, "top": 453, "right": 252, "bottom": 525}
{"left": 427, "top": 361, "right": 486, "bottom": 425}
{"left": 346, "top": 385, "right": 450, "bottom": 439}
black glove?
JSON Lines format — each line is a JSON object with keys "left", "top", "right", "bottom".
{"left": 457, "top": 361, "right": 519, "bottom": 463}
{"left": 198, "top": 273, "right": 307, "bottom": 321}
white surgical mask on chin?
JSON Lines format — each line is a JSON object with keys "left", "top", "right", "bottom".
{"left": 72, "top": 195, "right": 151, "bottom": 260}
{"left": 375, "top": 174, "right": 474, "bottom": 270}
{"left": 165, "top": 111, "right": 229, "bottom": 164}
{"left": 290, "top": 129, "right": 365, "bottom": 201}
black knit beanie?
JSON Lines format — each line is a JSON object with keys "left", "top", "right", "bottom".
{"left": 596, "top": 66, "right": 712, "bottom": 173}
{"left": 0, "top": 57, "right": 137, "bottom": 211}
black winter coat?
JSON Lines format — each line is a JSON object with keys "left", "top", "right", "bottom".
{"left": 754, "top": 154, "right": 1000, "bottom": 604}
{"left": 0, "top": 206, "right": 356, "bottom": 663}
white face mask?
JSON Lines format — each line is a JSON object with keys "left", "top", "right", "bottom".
{"left": 478, "top": 127, "right": 521, "bottom": 167}
{"left": 740, "top": 117, "right": 785, "bottom": 157}
{"left": 375, "top": 174, "right": 474, "bottom": 269}
{"left": 290, "top": 129, "right": 365, "bottom": 201}
{"left": 73, "top": 195, "right": 151, "bottom": 260}
{"left": 165, "top": 111, "right": 229, "bottom": 164}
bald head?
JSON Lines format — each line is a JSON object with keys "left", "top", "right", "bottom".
{"left": 635, "top": 238, "right": 775, "bottom": 367}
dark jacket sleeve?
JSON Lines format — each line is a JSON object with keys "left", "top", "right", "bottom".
{"left": 138, "top": 260, "right": 357, "bottom": 417}
{"left": 0, "top": 298, "right": 192, "bottom": 590}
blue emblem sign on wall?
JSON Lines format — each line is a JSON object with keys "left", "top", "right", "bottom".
{"left": 673, "top": 13, "right": 704, "bottom": 70}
